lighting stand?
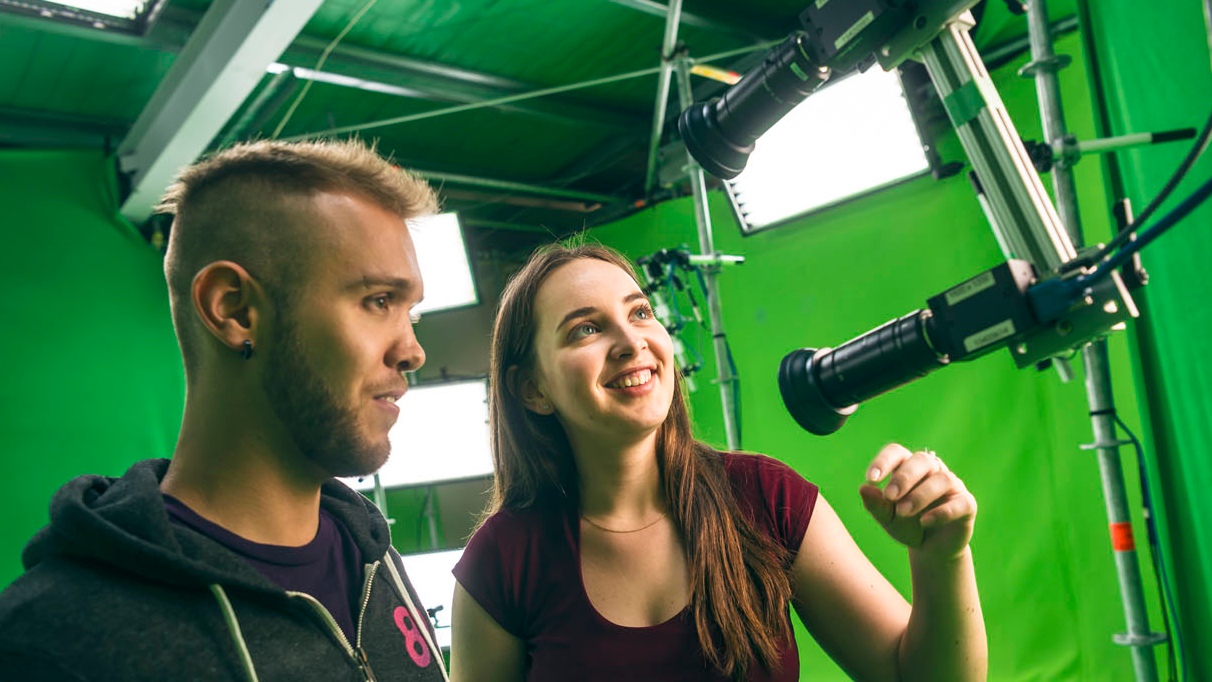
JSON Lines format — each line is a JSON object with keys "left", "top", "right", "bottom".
{"left": 1021, "top": 3, "right": 1166, "bottom": 677}
{"left": 649, "top": 0, "right": 740, "bottom": 450}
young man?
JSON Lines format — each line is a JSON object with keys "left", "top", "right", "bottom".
{"left": 0, "top": 139, "right": 450, "bottom": 681}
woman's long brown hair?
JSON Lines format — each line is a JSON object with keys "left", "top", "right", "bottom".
{"left": 484, "top": 242, "right": 793, "bottom": 679}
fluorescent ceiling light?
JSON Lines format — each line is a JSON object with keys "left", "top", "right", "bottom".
{"left": 409, "top": 212, "right": 478, "bottom": 315}
{"left": 727, "top": 67, "right": 929, "bottom": 233}
{"left": 267, "top": 63, "right": 429, "bottom": 99}
{"left": 340, "top": 379, "right": 492, "bottom": 490}
{"left": 43, "top": 0, "right": 144, "bottom": 19}
{"left": 398, "top": 548, "right": 463, "bottom": 650}
{"left": 3, "top": 0, "right": 162, "bottom": 33}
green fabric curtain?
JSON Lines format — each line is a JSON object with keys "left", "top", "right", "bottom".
{"left": 1080, "top": 2, "right": 1212, "bottom": 679}
{"left": 0, "top": 150, "right": 184, "bottom": 584}
{"left": 590, "top": 24, "right": 1178, "bottom": 681}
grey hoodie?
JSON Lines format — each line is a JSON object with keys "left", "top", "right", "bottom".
{"left": 0, "top": 459, "right": 449, "bottom": 681}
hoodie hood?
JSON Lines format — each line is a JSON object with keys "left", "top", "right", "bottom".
{"left": 21, "top": 458, "right": 394, "bottom": 592}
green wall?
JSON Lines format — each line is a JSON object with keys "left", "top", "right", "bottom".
{"left": 1081, "top": 2, "right": 1212, "bottom": 679}
{"left": 589, "top": 28, "right": 1176, "bottom": 681}
{"left": 2, "top": 7, "right": 1206, "bottom": 679}
{"left": 0, "top": 149, "right": 185, "bottom": 583}
{"left": 0, "top": 150, "right": 444, "bottom": 577}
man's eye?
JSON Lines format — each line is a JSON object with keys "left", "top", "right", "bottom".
{"left": 370, "top": 294, "right": 391, "bottom": 310}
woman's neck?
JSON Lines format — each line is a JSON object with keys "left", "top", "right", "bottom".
{"left": 571, "top": 430, "right": 667, "bottom": 521}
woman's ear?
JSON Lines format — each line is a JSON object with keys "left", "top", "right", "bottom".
{"left": 507, "top": 365, "right": 555, "bottom": 415}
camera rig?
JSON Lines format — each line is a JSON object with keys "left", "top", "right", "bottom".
{"left": 677, "top": 1, "right": 1185, "bottom": 436}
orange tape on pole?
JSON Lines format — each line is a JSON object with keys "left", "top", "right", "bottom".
{"left": 1109, "top": 522, "right": 1136, "bottom": 551}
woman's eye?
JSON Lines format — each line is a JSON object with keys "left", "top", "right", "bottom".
{"left": 570, "top": 322, "right": 598, "bottom": 339}
{"left": 634, "top": 305, "right": 654, "bottom": 320}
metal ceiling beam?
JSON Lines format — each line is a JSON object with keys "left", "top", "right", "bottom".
{"left": 280, "top": 38, "right": 644, "bottom": 132}
{"left": 417, "top": 170, "right": 619, "bottom": 204}
{"left": 152, "top": 6, "right": 644, "bottom": 132}
{"left": 0, "top": 105, "right": 127, "bottom": 148}
{"left": 0, "top": 5, "right": 190, "bottom": 49}
{"left": 605, "top": 0, "right": 768, "bottom": 43}
{"left": 283, "top": 41, "right": 772, "bottom": 141}
{"left": 116, "top": 0, "right": 325, "bottom": 223}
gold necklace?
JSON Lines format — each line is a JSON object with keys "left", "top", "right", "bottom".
{"left": 580, "top": 512, "right": 667, "bottom": 534}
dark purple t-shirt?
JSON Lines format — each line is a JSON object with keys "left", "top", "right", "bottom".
{"left": 453, "top": 452, "right": 819, "bottom": 681}
{"left": 163, "top": 495, "right": 364, "bottom": 642}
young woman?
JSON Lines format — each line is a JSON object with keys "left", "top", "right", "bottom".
{"left": 450, "top": 243, "right": 986, "bottom": 681}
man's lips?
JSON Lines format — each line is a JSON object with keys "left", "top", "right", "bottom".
{"left": 374, "top": 389, "right": 406, "bottom": 403}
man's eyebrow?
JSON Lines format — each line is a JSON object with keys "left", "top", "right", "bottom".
{"left": 555, "top": 292, "right": 648, "bottom": 330}
{"left": 345, "top": 275, "right": 416, "bottom": 292}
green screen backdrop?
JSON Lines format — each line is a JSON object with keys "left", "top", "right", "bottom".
{"left": 589, "top": 24, "right": 1190, "bottom": 681}
{"left": 1080, "top": 2, "right": 1212, "bottom": 679}
{"left": 0, "top": 149, "right": 185, "bottom": 582}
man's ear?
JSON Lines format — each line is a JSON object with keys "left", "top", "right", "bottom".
{"left": 191, "top": 261, "right": 264, "bottom": 353}
{"left": 507, "top": 365, "right": 554, "bottom": 415}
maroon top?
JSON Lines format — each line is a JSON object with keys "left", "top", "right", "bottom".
{"left": 454, "top": 452, "right": 819, "bottom": 681}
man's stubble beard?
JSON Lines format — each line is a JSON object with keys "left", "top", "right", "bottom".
{"left": 261, "top": 308, "right": 391, "bottom": 479}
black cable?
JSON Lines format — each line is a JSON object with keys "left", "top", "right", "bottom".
{"left": 1080, "top": 172, "right": 1212, "bottom": 288}
{"left": 1114, "top": 414, "right": 1186, "bottom": 681}
{"left": 1090, "top": 110, "right": 1212, "bottom": 261}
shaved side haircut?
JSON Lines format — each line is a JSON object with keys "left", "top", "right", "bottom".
{"left": 156, "top": 138, "right": 439, "bottom": 377}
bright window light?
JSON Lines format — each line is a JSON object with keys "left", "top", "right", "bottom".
{"left": 340, "top": 379, "right": 491, "bottom": 490}
{"left": 44, "top": 0, "right": 145, "bottom": 19}
{"left": 408, "top": 212, "right": 478, "bottom": 315}
{"left": 399, "top": 548, "right": 463, "bottom": 650}
{"left": 727, "top": 67, "right": 929, "bottom": 233}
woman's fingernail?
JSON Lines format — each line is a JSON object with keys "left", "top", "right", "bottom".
{"left": 867, "top": 467, "right": 881, "bottom": 481}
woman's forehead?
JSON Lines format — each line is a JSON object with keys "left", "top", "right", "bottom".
{"left": 538, "top": 259, "right": 639, "bottom": 305}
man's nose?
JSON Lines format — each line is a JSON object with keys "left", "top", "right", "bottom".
{"left": 390, "top": 319, "right": 425, "bottom": 373}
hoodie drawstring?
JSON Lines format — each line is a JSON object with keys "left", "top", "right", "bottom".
{"left": 209, "top": 584, "right": 261, "bottom": 682}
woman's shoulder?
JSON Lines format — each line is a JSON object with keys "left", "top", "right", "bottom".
{"left": 472, "top": 498, "right": 570, "bottom": 543}
{"left": 718, "top": 450, "right": 819, "bottom": 555}
{"left": 721, "top": 450, "right": 812, "bottom": 486}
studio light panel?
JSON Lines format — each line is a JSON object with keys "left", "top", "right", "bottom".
{"left": 398, "top": 548, "right": 463, "bottom": 650}
{"left": 341, "top": 379, "right": 492, "bottom": 490}
{"left": 408, "top": 212, "right": 478, "bottom": 315}
{"left": 728, "top": 67, "right": 930, "bottom": 232}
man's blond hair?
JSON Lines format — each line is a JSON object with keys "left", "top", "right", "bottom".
{"left": 158, "top": 138, "right": 439, "bottom": 375}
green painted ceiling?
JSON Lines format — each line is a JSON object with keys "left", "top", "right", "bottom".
{"left": 0, "top": 0, "right": 1076, "bottom": 254}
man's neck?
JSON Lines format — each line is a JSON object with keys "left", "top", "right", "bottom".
{"left": 163, "top": 401, "right": 327, "bottom": 547}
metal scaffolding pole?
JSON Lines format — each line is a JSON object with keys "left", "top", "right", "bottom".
{"left": 650, "top": 0, "right": 740, "bottom": 450}
{"left": 1021, "top": 2, "right": 1163, "bottom": 678}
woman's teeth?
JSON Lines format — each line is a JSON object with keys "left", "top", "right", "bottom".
{"left": 608, "top": 369, "right": 652, "bottom": 388}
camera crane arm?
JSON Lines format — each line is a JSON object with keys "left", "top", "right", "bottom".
{"left": 677, "top": 1, "right": 1143, "bottom": 434}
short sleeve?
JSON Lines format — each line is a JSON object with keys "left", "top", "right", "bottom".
{"left": 725, "top": 453, "right": 819, "bottom": 558}
{"left": 452, "top": 510, "right": 528, "bottom": 638}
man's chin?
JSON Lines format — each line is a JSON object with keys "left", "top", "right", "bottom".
{"left": 312, "top": 444, "right": 390, "bottom": 481}
{"left": 343, "top": 448, "right": 391, "bottom": 480}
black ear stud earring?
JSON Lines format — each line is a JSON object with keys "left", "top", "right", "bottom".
{"left": 241, "top": 340, "right": 254, "bottom": 361}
